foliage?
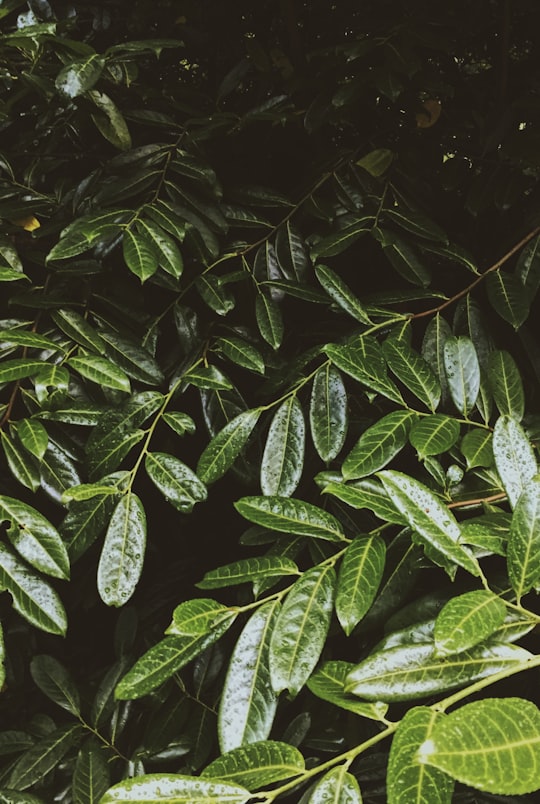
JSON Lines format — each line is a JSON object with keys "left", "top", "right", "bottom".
{"left": 1, "top": 0, "right": 540, "bottom": 801}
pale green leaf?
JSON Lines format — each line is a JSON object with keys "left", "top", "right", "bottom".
{"left": 100, "top": 775, "right": 251, "bottom": 803}
{"left": 197, "top": 409, "right": 261, "bottom": 485}
{"left": 261, "top": 396, "right": 305, "bottom": 497}
{"left": 14, "top": 419, "right": 48, "bottom": 460}
{"left": 122, "top": 227, "right": 159, "bottom": 282}
{"left": 145, "top": 452, "right": 207, "bottom": 513}
{"left": 55, "top": 55, "right": 104, "bottom": 97}
{"left": 0, "top": 495, "right": 69, "bottom": 580}
{"left": 97, "top": 492, "right": 146, "bottom": 607}
{"left": 197, "top": 557, "right": 299, "bottom": 589}
{"left": 309, "top": 364, "right": 348, "bottom": 462}
{"left": 342, "top": 410, "right": 416, "bottom": 481}
{"left": 487, "top": 350, "right": 524, "bottom": 421}
{"left": 184, "top": 365, "right": 233, "bottom": 390}
{"left": 443, "top": 336, "right": 480, "bottom": 417}
{"left": 307, "top": 661, "right": 388, "bottom": 721}
{"left": 135, "top": 219, "right": 183, "bottom": 279}
{"left": 166, "top": 599, "right": 237, "bottom": 637}
{"left": 307, "top": 765, "right": 362, "bottom": 803}
{"left": 0, "top": 359, "right": 50, "bottom": 384}
{"left": 69, "top": 355, "right": 131, "bottom": 392}
{"left": 322, "top": 479, "right": 406, "bottom": 525}
{"left": 507, "top": 476, "right": 540, "bottom": 599}
{"left": 202, "top": 740, "right": 304, "bottom": 790}
{"left": 163, "top": 412, "right": 196, "bottom": 437}
{"left": 234, "top": 496, "right": 346, "bottom": 541}
{"left": 383, "top": 338, "right": 441, "bottom": 411}
{"left": 492, "top": 415, "right": 537, "bottom": 508}
{"left": 315, "top": 264, "right": 372, "bottom": 324}
{"left": 336, "top": 535, "right": 386, "bottom": 635}
{"left": 409, "top": 415, "right": 460, "bottom": 459}
{"left": 433, "top": 591, "right": 506, "bottom": 657}
{"left": 0, "top": 329, "right": 64, "bottom": 352}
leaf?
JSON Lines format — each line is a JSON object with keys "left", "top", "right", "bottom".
{"left": 135, "top": 219, "right": 183, "bottom": 279}
{"left": 256, "top": 293, "right": 283, "bottom": 349}
{"left": 418, "top": 698, "right": 540, "bottom": 795}
{"left": 99, "top": 330, "right": 164, "bottom": 385}
{"left": 378, "top": 471, "right": 480, "bottom": 576}
{"left": 269, "top": 565, "right": 336, "bottom": 695}
{"left": 72, "top": 743, "right": 110, "bottom": 804}
{"left": 69, "top": 355, "right": 131, "bottom": 393}
{"left": 145, "top": 200, "right": 187, "bottom": 242}
{"left": 356, "top": 147, "right": 394, "bottom": 176}
{"left": 163, "top": 412, "right": 196, "bottom": 437}
{"left": 0, "top": 328, "right": 63, "bottom": 352}
{"left": 52, "top": 308, "right": 106, "bottom": 355}
{"left": 88, "top": 90, "right": 131, "bottom": 151}
{"left": 0, "top": 496, "right": 69, "bottom": 580}
{"left": 309, "top": 363, "right": 348, "bottom": 462}
{"left": 324, "top": 338, "right": 403, "bottom": 404}
{"left": 421, "top": 314, "right": 452, "bottom": 405}
{"left": 260, "top": 396, "right": 305, "bottom": 497}
{"left": 166, "top": 599, "right": 237, "bottom": 637}
{"left": 409, "top": 415, "right": 460, "bottom": 459}
{"left": 197, "top": 409, "right": 261, "bottom": 485}
{"left": 492, "top": 415, "right": 538, "bottom": 508}
{"left": 55, "top": 55, "right": 104, "bottom": 97}
{"left": 219, "top": 601, "right": 280, "bottom": 752}
{"left": 486, "top": 271, "right": 530, "bottom": 329}
{"left": 443, "top": 336, "right": 480, "bottom": 417}
{"left": 122, "top": 227, "right": 159, "bottom": 282}
{"left": 342, "top": 410, "right": 416, "bottom": 480}
{"left": 383, "top": 338, "right": 441, "bottom": 411}
{"left": 14, "top": 419, "right": 48, "bottom": 460}
{"left": 382, "top": 237, "right": 431, "bottom": 287}
{"left": 434, "top": 591, "right": 507, "bottom": 657}
{"left": 202, "top": 740, "right": 304, "bottom": 790}
{"left": 323, "top": 479, "right": 407, "bottom": 525}
{"left": 345, "top": 642, "right": 531, "bottom": 701}
{"left": 311, "top": 217, "right": 372, "bottom": 258}
{"left": 234, "top": 496, "right": 346, "bottom": 541}
{"left": 0, "top": 430, "right": 40, "bottom": 492}
{"left": 214, "top": 336, "right": 265, "bottom": 374}
{"left": 197, "top": 557, "right": 299, "bottom": 589}
{"left": 507, "top": 476, "right": 540, "bottom": 599}
{"left": 101, "top": 776, "right": 251, "bottom": 803}
{"left": 460, "top": 429, "right": 493, "bottom": 469}
{"left": 387, "top": 707, "right": 454, "bottom": 804}
{"left": 184, "top": 365, "right": 233, "bottom": 391}
{"left": 97, "top": 492, "right": 146, "bottom": 607}
{"left": 87, "top": 428, "right": 144, "bottom": 480}
{"left": 307, "top": 766, "right": 363, "bottom": 803}
{"left": 487, "top": 350, "right": 524, "bottom": 421}
{"left": 315, "top": 264, "right": 372, "bottom": 324}
{"left": 336, "top": 535, "right": 386, "bottom": 635}
{"left": 0, "top": 359, "right": 50, "bottom": 383}
{"left": 275, "top": 222, "right": 308, "bottom": 281}
{"left": 145, "top": 452, "right": 207, "bottom": 513}
{"left": 515, "top": 233, "right": 540, "bottom": 295}
{"left": 307, "top": 661, "right": 388, "bottom": 720}
{"left": 30, "top": 655, "right": 80, "bottom": 716}
{"left": 7, "top": 725, "right": 80, "bottom": 791}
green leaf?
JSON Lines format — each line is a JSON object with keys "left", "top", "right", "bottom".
{"left": 99, "top": 330, "right": 164, "bottom": 385}
{"left": 387, "top": 707, "right": 454, "bottom": 804}
{"left": 507, "top": 476, "right": 540, "bottom": 599}
{"left": 383, "top": 338, "right": 441, "bottom": 411}
{"left": 421, "top": 314, "right": 452, "bottom": 405}
{"left": 163, "top": 412, "right": 196, "bottom": 437}
{"left": 433, "top": 591, "right": 506, "bottom": 657}
{"left": 342, "top": 410, "right": 416, "bottom": 480}
{"left": 315, "top": 264, "right": 372, "bottom": 324}
{"left": 214, "top": 337, "right": 265, "bottom": 374}
{"left": 356, "top": 147, "right": 394, "bottom": 176}
{"left": 197, "top": 557, "right": 299, "bottom": 589}
{"left": 136, "top": 219, "right": 183, "bottom": 279}
{"left": 30, "top": 655, "right": 80, "bottom": 716}
{"left": 0, "top": 623, "right": 4, "bottom": 693}
{"left": 69, "top": 355, "right": 131, "bottom": 393}
{"left": 443, "top": 336, "right": 480, "bottom": 416}
{"left": 492, "top": 415, "right": 538, "bottom": 508}
{"left": 122, "top": 227, "right": 159, "bottom": 282}
{"left": 275, "top": 222, "right": 308, "bottom": 281}
{"left": 323, "top": 479, "right": 407, "bottom": 525}
{"left": 55, "top": 55, "right": 104, "bottom": 97}
{"left": 382, "top": 237, "right": 431, "bottom": 287}
{"left": 62, "top": 482, "right": 119, "bottom": 502}
{"left": 256, "top": 293, "right": 283, "bottom": 349}
{"left": 409, "top": 415, "right": 460, "bottom": 459}
{"left": 219, "top": 600, "right": 280, "bottom": 752}
{"left": 269, "top": 565, "right": 336, "bottom": 695}
{"left": 97, "top": 492, "right": 146, "bottom": 607}
{"left": 336, "top": 535, "right": 386, "bottom": 635}
{"left": 0, "top": 359, "right": 50, "bottom": 383}
{"left": 145, "top": 452, "right": 207, "bottom": 513}
{"left": 88, "top": 90, "right": 131, "bottom": 150}
{"left": 486, "top": 271, "right": 530, "bottom": 329}
{"left": 307, "top": 661, "right": 388, "bottom": 720}
{"left": 0, "top": 495, "right": 69, "bottom": 580}
{"left": 325, "top": 337, "right": 403, "bottom": 404}
{"left": 166, "top": 599, "right": 237, "bottom": 637}
{"left": 260, "top": 396, "right": 305, "bottom": 497}
{"left": 0, "top": 328, "right": 64, "bottom": 352}
{"left": 202, "top": 741, "right": 304, "bottom": 790}
{"left": 418, "top": 698, "right": 540, "bottom": 795}
{"left": 378, "top": 471, "right": 480, "bottom": 576}
{"left": 197, "top": 409, "right": 261, "bottom": 485}
{"left": 145, "top": 200, "right": 187, "bottom": 242}
{"left": 0, "top": 430, "right": 40, "bottom": 492}
{"left": 307, "top": 766, "right": 362, "bottom": 803}
{"left": 184, "top": 365, "right": 233, "bottom": 391}
{"left": 234, "top": 496, "right": 346, "bottom": 541}
{"left": 14, "top": 419, "right": 48, "bottom": 460}
{"left": 345, "top": 642, "right": 531, "bottom": 701}
{"left": 487, "top": 350, "right": 524, "bottom": 421}
{"left": 72, "top": 743, "right": 110, "bottom": 804}
{"left": 100, "top": 775, "right": 251, "bottom": 803}
{"left": 0, "top": 790, "right": 44, "bottom": 803}
{"left": 460, "top": 429, "right": 493, "bottom": 469}
{"left": 87, "top": 428, "right": 144, "bottom": 480}
{"left": 309, "top": 363, "right": 348, "bottom": 462}
{"left": 311, "top": 217, "right": 372, "bottom": 258}
{"left": 7, "top": 725, "right": 80, "bottom": 791}
{"left": 515, "top": 233, "right": 540, "bottom": 294}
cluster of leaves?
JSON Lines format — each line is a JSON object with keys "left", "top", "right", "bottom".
{"left": 1, "top": 0, "right": 540, "bottom": 802}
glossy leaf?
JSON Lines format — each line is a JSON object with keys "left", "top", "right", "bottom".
{"left": 336, "top": 535, "right": 386, "bottom": 635}
{"left": 122, "top": 227, "right": 158, "bottom": 282}
{"left": 52, "top": 308, "right": 106, "bottom": 354}
{"left": 421, "top": 314, "right": 452, "bottom": 405}
{"left": 261, "top": 396, "right": 305, "bottom": 496}
{"left": 1, "top": 430, "right": 40, "bottom": 492}
{"left": 72, "top": 743, "right": 110, "bottom": 804}
{"left": 307, "top": 661, "right": 388, "bottom": 720}
{"left": 460, "top": 429, "right": 493, "bottom": 469}
{"left": 145, "top": 452, "right": 207, "bottom": 513}
{"left": 255, "top": 293, "right": 283, "bottom": 350}
{"left": 0, "top": 359, "right": 51, "bottom": 383}
{"left": 307, "top": 766, "right": 362, "bottom": 804}
{"left": 387, "top": 707, "right": 454, "bottom": 804}
{"left": 89, "top": 90, "right": 131, "bottom": 151}
{"left": 87, "top": 428, "right": 144, "bottom": 480}
{"left": 515, "top": 233, "right": 540, "bottom": 294}
{"left": 163, "top": 411, "right": 196, "bottom": 437}
{"left": 269, "top": 565, "right": 336, "bottom": 695}
{"left": 383, "top": 338, "right": 441, "bottom": 411}
{"left": 99, "top": 330, "right": 164, "bottom": 385}
{"left": 487, "top": 350, "right": 524, "bottom": 421}
{"left": 219, "top": 600, "right": 281, "bottom": 751}
{"left": 409, "top": 415, "right": 460, "bottom": 459}
{"left": 215, "top": 336, "right": 265, "bottom": 374}
{"left": 443, "top": 336, "right": 480, "bottom": 417}
{"left": 197, "top": 557, "right": 299, "bottom": 589}
{"left": 275, "top": 222, "right": 308, "bottom": 281}
{"left": 202, "top": 741, "right": 304, "bottom": 790}
{"left": 197, "top": 409, "right": 261, "bottom": 485}
{"left": 492, "top": 415, "right": 537, "bottom": 508}
{"left": 507, "top": 476, "right": 540, "bottom": 599}
{"left": 166, "top": 598, "right": 237, "bottom": 637}
{"left": 0, "top": 495, "right": 69, "bottom": 580}
{"left": 342, "top": 410, "right": 416, "bottom": 480}
{"left": 97, "top": 492, "right": 146, "bottom": 607}
{"left": 433, "top": 591, "right": 506, "bottom": 657}
{"left": 486, "top": 271, "right": 530, "bottom": 329}
{"left": 100, "top": 775, "right": 251, "bottom": 803}
{"left": 234, "top": 496, "right": 346, "bottom": 541}
{"left": 55, "top": 55, "right": 104, "bottom": 97}
{"left": 136, "top": 218, "right": 183, "bottom": 279}
{"left": 418, "top": 698, "right": 540, "bottom": 794}
{"left": 382, "top": 237, "right": 431, "bottom": 287}
{"left": 322, "top": 479, "right": 406, "bottom": 525}
{"left": 7, "top": 725, "right": 80, "bottom": 792}
{"left": 69, "top": 355, "right": 131, "bottom": 393}
{"left": 30, "top": 655, "right": 80, "bottom": 716}
{"left": 309, "top": 363, "right": 348, "bottom": 462}
{"left": 315, "top": 264, "right": 371, "bottom": 323}
{"left": 325, "top": 338, "right": 403, "bottom": 404}
{"left": 14, "top": 419, "right": 48, "bottom": 460}
{"left": 311, "top": 217, "right": 372, "bottom": 258}
{"left": 184, "top": 365, "right": 233, "bottom": 391}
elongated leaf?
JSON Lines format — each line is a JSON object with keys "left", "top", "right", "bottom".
{"left": 8, "top": 725, "right": 80, "bottom": 791}
{"left": 97, "top": 493, "right": 146, "bottom": 607}
{"left": 39, "top": 441, "right": 81, "bottom": 504}
{"left": 322, "top": 479, "right": 406, "bottom": 525}
{"left": 346, "top": 642, "right": 530, "bottom": 701}
{"left": 163, "top": 412, "right": 196, "bottom": 437}
{"left": 215, "top": 337, "right": 265, "bottom": 374}
{"left": 486, "top": 271, "right": 530, "bottom": 329}
{"left": 101, "top": 775, "right": 251, "bottom": 803}
{"left": 0, "top": 329, "right": 63, "bottom": 352}
{"left": 336, "top": 535, "right": 386, "bottom": 635}
{"left": 409, "top": 415, "right": 460, "bottom": 459}
{"left": 166, "top": 599, "right": 237, "bottom": 637}
{"left": 382, "top": 237, "right": 431, "bottom": 287}
{"left": 269, "top": 565, "right": 336, "bottom": 695}
{"left": 184, "top": 364, "right": 233, "bottom": 390}
{"left": 261, "top": 396, "right": 305, "bottom": 497}
{"left": 460, "top": 429, "right": 493, "bottom": 469}
{"left": 197, "top": 557, "right": 299, "bottom": 589}
{"left": 0, "top": 790, "right": 43, "bottom": 804}
{"left": 14, "top": 419, "right": 48, "bottom": 460}
{"left": 311, "top": 217, "right": 372, "bottom": 258}
{"left": 55, "top": 55, "right": 104, "bottom": 97}
{"left": 69, "top": 355, "right": 131, "bottom": 393}
{"left": 135, "top": 219, "right": 183, "bottom": 279}
{"left": 0, "top": 359, "right": 50, "bottom": 383}
{"left": 434, "top": 591, "right": 506, "bottom": 657}
{"left": 307, "top": 766, "right": 362, "bottom": 804}
{"left": 145, "top": 452, "right": 207, "bottom": 513}
{"left": 315, "top": 264, "right": 371, "bottom": 323}
{"left": 234, "top": 496, "right": 346, "bottom": 541}
{"left": 309, "top": 364, "right": 348, "bottom": 462}
{"left": 99, "top": 330, "right": 164, "bottom": 385}
{"left": 325, "top": 338, "right": 403, "bottom": 404}
{"left": 383, "top": 338, "right": 441, "bottom": 411}
{"left": 256, "top": 293, "right": 283, "bottom": 349}
{"left": 307, "top": 661, "right": 388, "bottom": 720}
{"left": 72, "top": 743, "right": 110, "bottom": 804}
{"left": 202, "top": 741, "right": 304, "bottom": 790}
{"left": 1, "top": 430, "right": 40, "bottom": 492}
{"left": 516, "top": 233, "right": 540, "bottom": 294}
{"left": 418, "top": 697, "right": 540, "bottom": 795}
{"left": 342, "top": 410, "right": 416, "bottom": 480}
{"left": 197, "top": 409, "right": 261, "bottom": 485}
{"left": 443, "top": 336, "right": 480, "bottom": 416}
{"left": 421, "top": 314, "right": 452, "bottom": 405}
{"left": 275, "top": 222, "right": 308, "bottom": 281}
{"left": 87, "top": 428, "right": 144, "bottom": 480}
{"left": 378, "top": 471, "right": 480, "bottom": 576}
{"left": 122, "top": 227, "right": 158, "bottom": 282}
{"left": 387, "top": 707, "right": 454, "bottom": 804}
{"left": 52, "top": 308, "right": 106, "bottom": 354}
{"left": 219, "top": 601, "right": 280, "bottom": 752}
{"left": 492, "top": 415, "right": 537, "bottom": 508}
{"left": 89, "top": 90, "right": 131, "bottom": 151}
{"left": 30, "top": 655, "right": 80, "bottom": 716}
{"left": 507, "top": 476, "right": 540, "bottom": 599}
{"left": 145, "top": 200, "right": 186, "bottom": 242}
{"left": 0, "top": 496, "right": 69, "bottom": 580}
{"left": 488, "top": 350, "right": 524, "bottom": 421}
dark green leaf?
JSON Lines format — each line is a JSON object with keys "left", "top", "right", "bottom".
{"left": 197, "top": 409, "right": 261, "bottom": 485}
{"left": 487, "top": 350, "right": 524, "bottom": 421}
{"left": 486, "top": 271, "right": 530, "bottom": 329}
{"left": 311, "top": 217, "right": 372, "bottom": 258}
{"left": 0, "top": 495, "right": 69, "bottom": 580}
{"left": 315, "top": 264, "right": 372, "bottom": 323}
{"left": 255, "top": 293, "right": 283, "bottom": 349}
{"left": 135, "top": 219, "right": 183, "bottom": 279}
{"left": 515, "top": 233, "right": 540, "bottom": 295}
{"left": 184, "top": 365, "right": 233, "bottom": 391}
{"left": 14, "top": 419, "right": 48, "bottom": 460}
{"left": 322, "top": 479, "right": 407, "bottom": 525}
{"left": 30, "top": 655, "right": 80, "bottom": 716}
{"left": 214, "top": 336, "right": 265, "bottom": 374}
{"left": 97, "top": 492, "right": 146, "bottom": 607}
{"left": 1, "top": 430, "right": 40, "bottom": 492}
{"left": 145, "top": 452, "right": 207, "bottom": 513}
{"left": 55, "top": 55, "right": 104, "bottom": 97}
{"left": 307, "top": 661, "right": 389, "bottom": 720}
{"left": 197, "top": 557, "right": 299, "bottom": 589}
{"left": 275, "top": 222, "right": 308, "bottom": 281}
{"left": 336, "top": 534, "right": 385, "bottom": 635}
{"left": 421, "top": 314, "right": 452, "bottom": 405}
{"left": 309, "top": 363, "right": 348, "bottom": 463}
{"left": 342, "top": 410, "right": 416, "bottom": 480}
{"left": 325, "top": 337, "right": 404, "bottom": 404}
{"left": 69, "top": 355, "right": 131, "bottom": 393}
{"left": 460, "top": 429, "right": 493, "bottom": 469}
{"left": 409, "top": 415, "right": 460, "bottom": 459}
{"left": 260, "top": 396, "right": 305, "bottom": 497}
{"left": 72, "top": 743, "right": 110, "bottom": 804}
{"left": 8, "top": 725, "right": 80, "bottom": 791}
{"left": 234, "top": 496, "right": 346, "bottom": 541}
{"left": 383, "top": 337, "right": 441, "bottom": 410}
